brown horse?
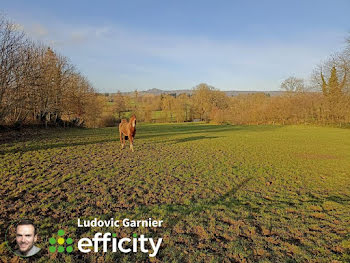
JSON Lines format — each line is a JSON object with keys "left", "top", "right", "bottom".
{"left": 119, "top": 115, "right": 136, "bottom": 152}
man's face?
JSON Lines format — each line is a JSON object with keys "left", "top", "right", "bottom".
{"left": 16, "top": 224, "right": 37, "bottom": 254}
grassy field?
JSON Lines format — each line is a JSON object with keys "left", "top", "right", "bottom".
{"left": 1, "top": 123, "right": 350, "bottom": 262}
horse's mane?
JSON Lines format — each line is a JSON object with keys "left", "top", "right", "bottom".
{"left": 129, "top": 115, "right": 136, "bottom": 127}
{"left": 130, "top": 115, "right": 136, "bottom": 121}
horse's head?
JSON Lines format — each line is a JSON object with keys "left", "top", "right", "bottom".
{"left": 130, "top": 115, "right": 136, "bottom": 128}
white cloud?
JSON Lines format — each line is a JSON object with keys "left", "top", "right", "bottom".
{"left": 70, "top": 31, "right": 88, "bottom": 44}
{"left": 28, "top": 23, "right": 48, "bottom": 37}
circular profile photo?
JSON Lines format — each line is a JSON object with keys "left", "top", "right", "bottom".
{"left": 6, "top": 219, "right": 42, "bottom": 258}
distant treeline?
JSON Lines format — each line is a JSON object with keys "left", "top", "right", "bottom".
{"left": 1, "top": 14, "right": 349, "bottom": 128}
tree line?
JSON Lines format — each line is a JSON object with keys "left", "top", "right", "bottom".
{"left": 0, "top": 15, "right": 101, "bottom": 128}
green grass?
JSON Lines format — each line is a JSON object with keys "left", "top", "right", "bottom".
{"left": 1, "top": 123, "right": 350, "bottom": 262}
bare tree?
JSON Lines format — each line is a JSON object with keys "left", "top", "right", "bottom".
{"left": 113, "top": 91, "right": 126, "bottom": 119}
{"left": 0, "top": 14, "right": 102, "bottom": 128}
{"left": 280, "top": 76, "right": 305, "bottom": 93}
{"left": 0, "top": 15, "right": 26, "bottom": 123}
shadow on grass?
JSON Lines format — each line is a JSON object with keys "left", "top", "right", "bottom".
{"left": 0, "top": 138, "right": 117, "bottom": 155}
{"left": 135, "top": 176, "right": 253, "bottom": 228}
{"left": 174, "top": 135, "right": 220, "bottom": 143}
{"left": 0, "top": 127, "right": 116, "bottom": 145}
{"left": 1, "top": 124, "right": 282, "bottom": 154}
{"left": 325, "top": 195, "right": 350, "bottom": 204}
{"left": 138, "top": 124, "right": 282, "bottom": 138}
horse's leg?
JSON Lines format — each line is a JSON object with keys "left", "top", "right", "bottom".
{"left": 121, "top": 133, "right": 126, "bottom": 149}
{"left": 119, "top": 131, "right": 123, "bottom": 149}
{"left": 129, "top": 135, "right": 134, "bottom": 152}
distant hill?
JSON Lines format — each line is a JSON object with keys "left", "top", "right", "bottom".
{"left": 107, "top": 89, "right": 283, "bottom": 97}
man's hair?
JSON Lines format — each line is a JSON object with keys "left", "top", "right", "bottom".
{"left": 16, "top": 219, "right": 37, "bottom": 236}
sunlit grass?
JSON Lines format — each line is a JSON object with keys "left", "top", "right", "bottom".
{"left": 1, "top": 123, "right": 349, "bottom": 262}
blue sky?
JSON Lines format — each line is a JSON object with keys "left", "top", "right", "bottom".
{"left": 2, "top": 0, "right": 349, "bottom": 92}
